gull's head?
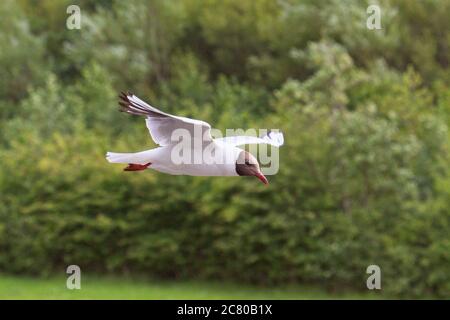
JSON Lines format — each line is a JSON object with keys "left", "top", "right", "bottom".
{"left": 235, "top": 151, "right": 268, "bottom": 185}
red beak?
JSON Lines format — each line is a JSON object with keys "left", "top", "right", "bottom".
{"left": 256, "top": 173, "right": 269, "bottom": 185}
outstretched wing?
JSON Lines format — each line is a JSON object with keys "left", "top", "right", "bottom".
{"left": 215, "top": 130, "right": 284, "bottom": 147}
{"left": 119, "top": 92, "right": 212, "bottom": 146}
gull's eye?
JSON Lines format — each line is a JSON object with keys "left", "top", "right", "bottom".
{"left": 245, "top": 160, "right": 250, "bottom": 165}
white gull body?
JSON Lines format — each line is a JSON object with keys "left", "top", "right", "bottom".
{"left": 108, "top": 143, "right": 242, "bottom": 176}
{"left": 106, "top": 92, "right": 284, "bottom": 177}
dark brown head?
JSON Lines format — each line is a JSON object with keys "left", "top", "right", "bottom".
{"left": 235, "top": 151, "right": 268, "bottom": 185}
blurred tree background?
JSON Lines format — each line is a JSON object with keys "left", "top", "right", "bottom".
{"left": 0, "top": 0, "right": 449, "bottom": 298}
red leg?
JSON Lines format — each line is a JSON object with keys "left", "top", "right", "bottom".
{"left": 123, "top": 162, "right": 152, "bottom": 171}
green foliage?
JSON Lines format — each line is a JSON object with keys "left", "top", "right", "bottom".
{"left": 0, "top": 1, "right": 48, "bottom": 106}
{"left": 0, "top": 0, "right": 449, "bottom": 298}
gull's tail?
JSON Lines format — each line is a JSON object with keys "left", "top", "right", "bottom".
{"left": 106, "top": 151, "right": 154, "bottom": 165}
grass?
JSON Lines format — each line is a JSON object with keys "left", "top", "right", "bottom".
{"left": 0, "top": 274, "right": 384, "bottom": 300}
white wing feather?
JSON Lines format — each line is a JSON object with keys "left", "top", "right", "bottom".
{"left": 119, "top": 92, "right": 212, "bottom": 146}
{"left": 118, "top": 92, "right": 283, "bottom": 148}
{"left": 215, "top": 131, "right": 284, "bottom": 147}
